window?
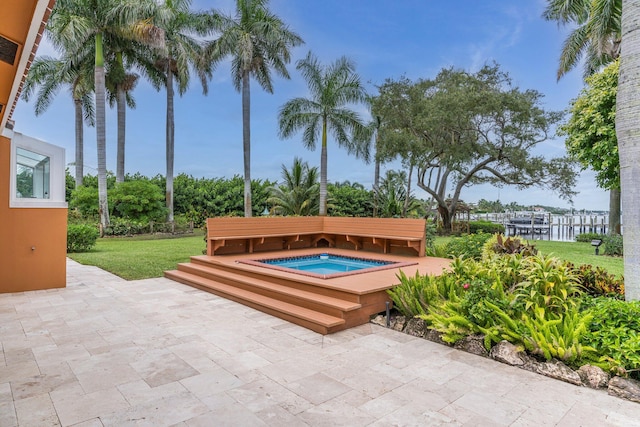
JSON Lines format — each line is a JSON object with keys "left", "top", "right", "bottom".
{"left": 10, "top": 133, "right": 66, "bottom": 208}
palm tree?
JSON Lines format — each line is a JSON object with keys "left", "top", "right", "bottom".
{"left": 22, "top": 52, "right": 95, "bottom": 188}
{"left": 544, "top": 0, "right": 622, "bottom": 235}
{"left": 278, "top": 52, "right": 371, "bottom": 216}
{"left": 616, "top": 0, "right": 640, "bottom": 300}
{"left": 543, "top": 0, "right": 621, "bottom": 79}
{"left": 267, "top": 157, "right": 319, "bottom": 216}
{"left": 375, "top": 170, "right": 422, "bottom": 218}
{"left": 208, "top": 0, "right": 303, "bottom": 217}
{"left": 143, "top": 0, "right": 216, "bottom": 223}
{"left": 49, "top": 0, "right": 161, "bottom": 230}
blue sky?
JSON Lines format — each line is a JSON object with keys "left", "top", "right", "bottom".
{"left": 13, "top": 0, "right": 609, "bottom": 211}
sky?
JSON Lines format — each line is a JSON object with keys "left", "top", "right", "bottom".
{"left": 12, "top": 0, "right": 610, "bottom": 211}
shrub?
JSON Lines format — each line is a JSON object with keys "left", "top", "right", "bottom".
{"left": 103, "top": 218, "right": 149, "bottom": 236}
{"left": 513, "top": 254, "right": 582, "bottom": 315}
{"left": 69, "top": 186, "right": 99, "bottom": 218}
{"left": 110, "top": 180, "right": 167, "bottom": 222}
{"left": 388, "top": 271, "right": 459, "bottom": 317}
{"left": 468, "top": 220, "right": 505, "bottom": 234}
{"left": 583, "top": 298, "right": 640, "bottom": 378}
{"left": 603, "top": 234, "right": 623, "bottom": 256}
{"left": 67, "top": 224, "right": 99, "bottom": 252}
{"left": 445, "top": 232, "right": 492, "bottom": 260}
{"left": 572, "top": 263, "right": 624, "bottom": 297}
{"left": 575, "top": 232, "right": 605, "bottom": 243}
{"left": 482, "top": 234, "right": 537, "bottom": 258}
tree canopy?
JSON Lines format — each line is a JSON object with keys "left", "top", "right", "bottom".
{"left": 560, "top": 60, "right": 619, "bottom": 190}
{"left": 371, "top": 64, "right": 578, "bottom": 230}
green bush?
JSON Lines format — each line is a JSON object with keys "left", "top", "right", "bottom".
{"left": 103, "top": 218, "right": 149, "bottom": 236}
{"left": 445, "top": 232, "right": 492, "bottom": 260}
{"left": 583, "top": 298, "right": 640, "bottom": 378}
{"left": 468, "top": 221, "right": 505, "bottom": 234}
{"left": 575, "top": 232, "right": 605, "bottom": 243}
{"left": 110, "top": 180, "right": 167, "bottom": 222}
{"left": 67, "top": 224, "right": 99, "bottom": 252}
{"left": 69, "top": 186, "right": 99, "bottom": 218}
{"left": 388, "top": 271, "right": 459, "bottom": 317}
{"left": 603, "top": 234, "right": 623, "bottom": 256}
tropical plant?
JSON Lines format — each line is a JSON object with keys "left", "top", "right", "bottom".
{"left": 150, "top": 0, "right": 217, "bottom": 222}
{"left": 49, "top": 0, "right": 162, "bottom": 231}
{"left": 208, "top": 0, "right": 303, "bottom": 217}
{"left": 445, "top": 232, "right": 493, "bottom": 260}
{"left": 267, "top": 157, "right": 319, "bottom": 216}
{"left": 482, "top": 234, "right": 538, "bottom": 258}
{"left": 374, "top": 170, "right": 423, "bottom": 218}
{"left": 572, "top": 263, "right": 624, "bottom": 296}
{"left": 21, "top": 51, "right": 95, "bottom": 189}
{"left": 278, "top": 51, "right": 371, "bottom": 216}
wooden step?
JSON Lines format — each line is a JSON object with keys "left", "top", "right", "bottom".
{"left": 189, "top": 255, "right": 361, "bottom": 302}
{"left": 164, "top": 270, "right": 346, "bottom": 334}
{"left": 175, "top": 262, "right": 361, "bottom": 315}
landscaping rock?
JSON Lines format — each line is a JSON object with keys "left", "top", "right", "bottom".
{"left": 391, "top": 315, "right": 406, "bottom": 331}
{"left": 454, "top": 334, "right": 488, "bottom": 357}
{"left": 404, "top": 317, "right": 427, "bottom": 338}
{"left": 608, "top": 376, "right": 640, "bottom": 403}
{"left": 490, "top": 341, "right": 526, "bottom": 366}
{"left": 371, "top": 314, "right": 386, "bottom": 327}
{"left": 578, "top": 365, "right": 610, "bottom": 389}
{"left": 425, "top": 329, "right": 448, "bottom": 346}
{"left": 534, "top": 360, "right": 582, "bottom": 386}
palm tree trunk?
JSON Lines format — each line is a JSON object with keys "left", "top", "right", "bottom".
{"left": 166, "top": 64, "right": 175, "bottom": 223}
{"left": 373, "top": 136, "right": 380, "bottom": 217}
{"left": 242, "top": 71, "right": 252, "bottom": 217}
{"left": 617, "top": 0, "right": 640, "bottom": 301}
{"left": 116, "top": 85, "right": 126, "bottom": 183}
{"left": 319, "top": 118, "right": 328, "bottom": 216}
{"left": 609, "top": 188, "right": 621, "bottom": 234}
{"left": 95, "top": 33, "right": 110, "bottom": 231}
{"left": 74, "top": 97, "right": 83, "bottom": 188}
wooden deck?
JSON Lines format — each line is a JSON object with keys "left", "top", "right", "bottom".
{"left": 165, "top": 248, "right": 451, "bottom": 335}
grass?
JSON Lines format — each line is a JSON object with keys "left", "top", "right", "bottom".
{"left": 68, "top": 231, "right": 206, "bottom": 280}
{"left": 69, "top": 232, "right": 623, "bottom": 280}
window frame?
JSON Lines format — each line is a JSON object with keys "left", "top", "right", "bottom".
{"left": 9, "top": 133, "right": 67, "bottom": 208}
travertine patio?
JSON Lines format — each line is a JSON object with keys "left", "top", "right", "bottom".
{"left": 1, "top": 259, "right": 638, "bottom": 426}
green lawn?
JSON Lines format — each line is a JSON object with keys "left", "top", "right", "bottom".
{"left": 69, "top": 232, "right": 623, "bottom": 280}
{"left": 68, "top": 232, "right": 207, "bottom": 280}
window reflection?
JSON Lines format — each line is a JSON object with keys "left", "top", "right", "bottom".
{"left": 16, "top": 147, "right": 50, "bottom": 199}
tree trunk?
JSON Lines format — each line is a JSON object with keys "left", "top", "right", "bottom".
{"left": 116, "top": 85, "right": 126, "bottom": 183}
{"left": 403, "top": 164, "right": 413, "bottom": 217}
{"left": 373, "top": 134, "right": 380, "bottom": 217}
{"left": 166, "top": 64, "right": 175, "bottom": 223}
{"left": 74, "top": 97, "right": 83, "bottom": 188}
{"left": 242, "top": 71, "right": 252, "bottom": 217}
{"left": 319, "top": 118, "right": 328, "bottom": 216}
{"left": 617, "top": 0, "right": 640, "bottom": 301}
{"left": 609, "top": 188, "right": 621, "bottom": 234}
{"left": 438, "top": 203, "right": 452, "bottom": 232}
{"left": 95, "top": 33, "right": 109, "bottom": 230}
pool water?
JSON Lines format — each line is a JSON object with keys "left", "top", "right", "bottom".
{"left": 261, "top": 253, "right": 392, "bottom": 275}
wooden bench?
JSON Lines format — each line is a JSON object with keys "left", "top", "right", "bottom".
{"left": 206, "top": 217, "right": 426, "bottom": 257}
